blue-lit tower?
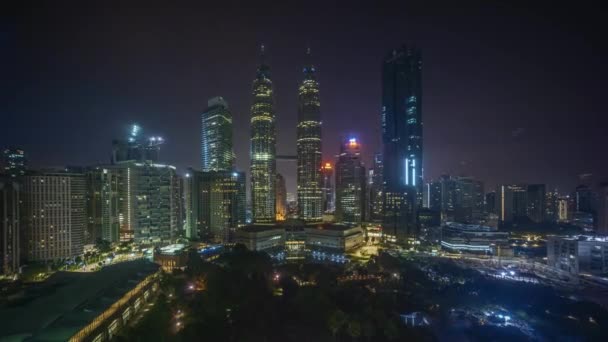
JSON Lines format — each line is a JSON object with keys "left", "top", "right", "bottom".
{"left": 381, "top": 45, "right": 422, "bottom": 241}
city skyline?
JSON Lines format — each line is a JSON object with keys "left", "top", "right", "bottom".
{"left": 3, "top": 2, "right": 607, "bottom": 194}
{"left": 3, "top": 3, "right": 608, "bottom": 341}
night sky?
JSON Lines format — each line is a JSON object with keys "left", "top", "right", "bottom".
{"left": 2, "top": 1, "right": 607, "bottom": 195}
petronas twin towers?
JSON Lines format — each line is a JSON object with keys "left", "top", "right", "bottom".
{"left": 250, "top": 46, "right": 323, "bottom": 223}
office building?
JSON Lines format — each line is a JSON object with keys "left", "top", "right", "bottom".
{"left": 23, "top": 172, "right": 86, "bottom": 261}
{"left": 335, "top": 138, "right": 366, "bottom": 226}
{"left": 235, "top": 225, "right": 285, "bottom": 252}
{"left": 527, "top": 184, "right": 546, "bottom": 223}
{"left": 381, "top": 45, "right": 422, "bottom": 242}
{"left": 426, "top": 181, "right": 442, "bottom": 212}
{"left": 440, "top": 222, "right": 510, "bottom": 255}
{"left": 497, "top": 184, "right": 528, "bottom": 224}
{"left": 547, "top": 235, "right": 608, "bottom": 275}
{"left": 297, "top": 48, "right": 323, "bottom": 222}
{"left": 2, "top": 147, "right": 27, "bottom": 178}
{"left": 485, "top": 192, "right": 496, "bottom": 214}
{"left": 183, "top": 170, "right": 202, "bottom": 240}
{"left": 111, "top": 124, "right": 163, "bottom": 164}
{"left": 368, "top": 153, "right": 384, "bottom": 221}
{"left": 276, "top": 173, "right": 287, "bottom": 221}
{"left": 201, "top": 97, "right": 235, "bottom": 171}
{"left": 557, "top": 196, "right": 570, "bottom": 222}
{"left": 320, "top": 162, "right": 334, "bottom": 213}
{"left": 184, "top": 170, "right": 245, "bottom": 242}
{"left": 250, "top": 45, "right": 277, "bottom": 223}
{"left": 598, "top": 183, "right": 608, "bottom": 235}
{"left": 545, "top": 189, "right": 558, "bottom": 223}
{"left": 86, "top": 167, "right": 122, "bottom": 243}
{"left": 0, "top": 176, "right": 20, "bottom": 275}
{"left": 425, "top": 175, "right": 484, "bottom": 223}
{"left": 305, "top": 223, "right": 364, "bottom": 252}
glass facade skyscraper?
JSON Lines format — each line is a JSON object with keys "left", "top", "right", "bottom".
{"left": 335, "top": 138, "right": 366, "bottom": 226}
{"left": 297, "top": 49, "right": 323, "bottom": 222}
{"left": 201, "top": 97, "right": 235, "bottom": 171}
{"left": 250, "top": 46, "right": 277, "bottom": 223}
{"left": 183, "top": 169, "right": 245, "bottom": 242}
{"left": 381, "top": 45, "right": 422, "bottom": 240}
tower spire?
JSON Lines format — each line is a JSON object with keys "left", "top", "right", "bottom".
{"left": 260, "top": 44, "right": 266, "bottom": 65}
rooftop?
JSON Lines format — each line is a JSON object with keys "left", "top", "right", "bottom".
{"left": 241, "top": 224, "right": 285, "bottom": 233}
{"left": 0, "top": 259, "right": 159, "bottom": 341}
{"left": 306, "top": 223, "right": 354, "bottom": 231}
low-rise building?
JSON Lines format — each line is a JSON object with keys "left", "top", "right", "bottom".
{"left": 305, "top": 223, "right": 364, "bottom": 252}
{"left": 153, "top": 243, "right": 189, "bottom": 271}
{"left": 440, "top": 222, "right": 509, "bottom": 254}
{"left": 0, "top": 260, "right": 160, "bottom": 341}
{"left": 235, "top": 225, "right": 285, "bottom": 251}
{"left": 547, "top": 235, "right": 608, "bottom": 275}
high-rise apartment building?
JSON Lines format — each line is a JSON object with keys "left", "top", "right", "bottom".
{"left": 335, "top": 138, "right": 366, "bottom": 226}
{"left": 201, "top": 97, "right": 235, "bottom": 171}
{"left": 297, "top": 49, "right": 323, "bottom": 222}
{"left": 119, "top": 163, "right": 179, "bottom": 243}
{"left": 23, "top": 172, "right": 86, "bottom": 261}
{"left": 250, "top": 46, "right": 277, "bottom": 223}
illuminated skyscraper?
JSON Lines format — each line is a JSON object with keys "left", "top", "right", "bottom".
{"left": 321, "top": 162, "right": 334, "bottom": 213}
{"left": 250, "top": 45, "right": 277, "bottom": 223}
{"left": 297, "top": 48, "right": 323, "bottom": 222}
{"left": 2, "top": 148, "right": 26, "bottom": 178}
{"left": 201, "top": 97, "right": 235, "bottom": 171}
{"left": 381, "top": 45, "right": 422, "bottom": 240}
{"left": 276, "top": 173, "right": 287, "bottom": 221}
{"left": 335, "top": 138, "right": 366, "bottom": 225}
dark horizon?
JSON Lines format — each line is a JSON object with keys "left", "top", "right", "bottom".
{"left": 2, "top": 1, "right": 607, "bottom": 194}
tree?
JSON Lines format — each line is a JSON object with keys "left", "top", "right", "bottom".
{"left": 327, "top": 309, "right": 346, "bottom": 341}
{"left": 346, "top": 319, "right": 362, "bottom": 341}
{"left": 383, "top": 319, "right": 400, "bottom": 341}
{"left": 362, "top": 319, "right": 376, "bottom": 341}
